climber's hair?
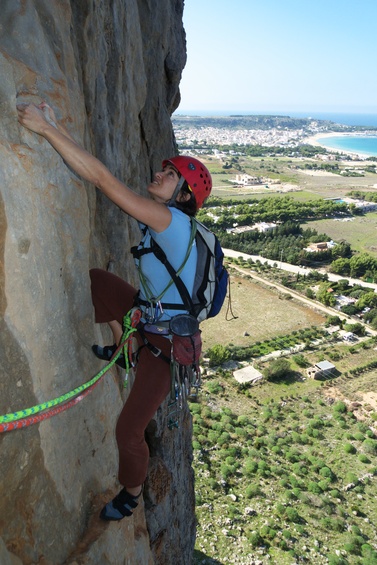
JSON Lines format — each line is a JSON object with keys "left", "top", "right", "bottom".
{"left": 174, "top": 180, "right": 197, "bottom": 217}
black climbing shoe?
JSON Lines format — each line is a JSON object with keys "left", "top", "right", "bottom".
{"left": 92, "top": 344, "right": 126, "bottom": 369}
{"left": 100, "top": 488, "right": 142, "bottom": 521}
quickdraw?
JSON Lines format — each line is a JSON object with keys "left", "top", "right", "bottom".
{"left": 167, "top": 362, "right": 201, "bottom": 430}
{"left": 0, "top": 309, "right": 141, "bottom": 433}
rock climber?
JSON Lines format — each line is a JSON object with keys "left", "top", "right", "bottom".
{"left": 17, "top": 101, "right": 212, "bottom": 521}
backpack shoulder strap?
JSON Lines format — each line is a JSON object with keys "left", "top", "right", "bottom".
{"left": 131, "top": 219, "right": 198, "bottom": 314}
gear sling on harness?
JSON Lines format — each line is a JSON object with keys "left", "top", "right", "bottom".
{"left": 131, "top": 221, "right": 202, "bottom": 428}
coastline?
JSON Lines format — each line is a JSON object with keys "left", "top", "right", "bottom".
{"left": 305, "top": 131, "right": 373, "bottom": 159}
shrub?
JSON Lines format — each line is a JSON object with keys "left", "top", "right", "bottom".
{"left": 207, "top": 344, "right": 231, "bottom": 367}
{"left": 328, "top": 556, "right": 348, "bottom": 565}
{"left": 248, "top": 532, "right": 263, "bottom": 548}
{"left": 207, "top": 380, "right": 222, "bottom": 394}
{"left": 220, "top": 464, "right": 232, "bottom": 480}
{"left": 286, "top": 450, "right": 300, "bottom": 463}
{"left": 276, "top": 503, "right": 286, "bottom": 515}
{"left": 363, "top": 438, "right": 377, "bottom": 455}
{"left": 289, "top": 475, "right": 301, "bottom": 488}
{"left": 319, "top": 466, "right": 335, "bottom": 481}
{"left": 285, "top": 507, "right": 301, "bottom": 523}
{"left": 308, "top": 481, "right": 322, "bottom": 495}
{"left": 359, "top": 453, "right": 371, "bottom": 464}
{"left": 333, "top": 401, "right": 347, "bottom": 413}
{"left": 344, "top": 442, "right": 357, "bottom": 454}
{"left": 189, "top": 402, "right": 202, "bottom": 414}
{"left": 293, "top": 353, "right": 309, "bottom": 367}
{"left": 330, "top": 489, "right": 340, "bottom": 498}
{"left": 245, "top": 484, "right": 261, "bottom": 498}
{"left": 237, "top": 415, "right": 250, "bottom": 426}
{"left": 208, "top": 478, "right": 219, "bottom": 490}
{"left": 207, "top": 430, "right": 220, "bottom": 443}
{"left": 318, "top": 479, "right": 330, "bottom": 492}
{"left": 361, "top": 543, "right": 377, "bottom": 560}
{"left": 321, "top": 516, "right": 332, "bottom": 530}
{"left": 234, "top": 426, "right": 247, "bottom": 438}
{"left": 344, "top": 536, "right": 362, "bottom": 555}
{"left": 217, "top": 432, "right": 231, "bottom": 446}
{"left": 285, "top": 490, "right": 296, "bottom": 501}
{"left": 260, "top": 525, "right": 276, "bottom": 540}
{"left": 243, "top": 459, "right": 258, "bottom": 477}
{"left": 263, "top": 358, "right": 291, "bottom": 381}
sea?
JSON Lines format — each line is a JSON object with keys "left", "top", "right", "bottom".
{"left": 314, "top": 135, "right": 377, "bottom": 157}
{"left": 174, "top": 110, "right": 377, "bottom": 156}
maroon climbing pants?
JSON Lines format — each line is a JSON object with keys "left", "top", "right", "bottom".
{"left": 89, "top": 268, "right": 172, "bottom": 488}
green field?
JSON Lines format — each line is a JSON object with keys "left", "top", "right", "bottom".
{"left": 192, "top": 371, "right": 377, "bottom": 565}
{"left": 301, "top": 213, "right": 377, "bottom": 258}
{"left": 201, "top": 154, "right": 377, "bottom": 202}
{"left": 194, "top": 271, "right": 377, "bottom": 565}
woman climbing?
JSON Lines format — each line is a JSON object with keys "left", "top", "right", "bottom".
{"left": 17, "top": 102, "right": 212, "bottom": 521}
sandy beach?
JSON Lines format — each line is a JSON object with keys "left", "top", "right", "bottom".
{"left": 305, "top": 131, "right": 371, "bottom": 159}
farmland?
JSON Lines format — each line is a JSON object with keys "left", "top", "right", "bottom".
{"left": 300, "top": 213, "right": 377, "bottom": 258}
{"left": 201, "top": 273, "right": 326, "bottom": 351}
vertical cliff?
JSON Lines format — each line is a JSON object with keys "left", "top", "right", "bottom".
{"left": 0, "top": 1, "right": 195, "bottom": 563}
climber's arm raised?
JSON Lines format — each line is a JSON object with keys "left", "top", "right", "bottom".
{"left": 16, "top": 103, "right": 172, "bottom": 232}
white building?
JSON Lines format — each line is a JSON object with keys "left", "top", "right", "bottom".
{"left": 307, "top": 360, "right": 336, "bottom": 380}
{"left": 253, "top": 222, "right": 277, "bottom": 233}
{"left": 233, "top": 174, "right": 261, "bottom": 186}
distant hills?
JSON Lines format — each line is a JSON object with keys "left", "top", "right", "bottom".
{"left": 173, "top": 114, "right": 377, "bottom": 132}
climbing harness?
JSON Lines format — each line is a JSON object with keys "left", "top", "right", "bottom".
{"left": 0, "top": 309, "right": 141, "bottom": 433}
{"left": 130, "top": 308, "right": 203, "bottom": 430}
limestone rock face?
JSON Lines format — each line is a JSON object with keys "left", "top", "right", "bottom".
{"left": 0, "top": 2, "right": 195, "bottom": 564}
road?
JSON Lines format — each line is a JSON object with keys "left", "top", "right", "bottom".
{"left": 223, "top": 249, "right": 377, "bottom": 336}
{"left": 223, "top": 249, "right": 377, "bottom": 291}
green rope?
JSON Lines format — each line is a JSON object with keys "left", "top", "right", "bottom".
{"left": 0, "top": 311, "right": 137, "bottom": 424}
{"left": 121, "top": 310, "right": 138, "bottom": 383}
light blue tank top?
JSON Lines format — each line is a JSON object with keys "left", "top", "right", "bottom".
{"left": 135, "top": 207, "right": 197, "bottom": 322}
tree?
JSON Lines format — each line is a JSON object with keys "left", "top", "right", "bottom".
{"left": 336, "top": 279, "right": 350, "bottom": 291}
{"left": 263, "top": 358, "right": 291, "bottom": 381}
{"left": 316, "top": 283, "right": 337, "bottom": 306}
{"left": 330, "top": 257, "right": 351, "bottom": 276}
{"left": 343, "top": 322, "right": 365, "bottom": 336}
{"left": 331, "top": 241, "right": 351, "bottom": 259}
{"left": 326, "top": 315, "right": 342, "bottom": 326}
{"left": 340, "top": 304, "right": 358, "bottom": 316}
{"left": 356, "top": 291, "right": 377, "bottom": 310}
{"left": 306, "top": 288, "right": 315, "bottom": 299}
{"left": 350, "top": 253, "right": 377, "bottom": 278}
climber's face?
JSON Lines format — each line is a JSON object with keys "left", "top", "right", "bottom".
{"left": 147, "top": 165, "right": 181, "bottom": 204}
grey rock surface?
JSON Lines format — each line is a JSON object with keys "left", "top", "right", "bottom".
{"left": 0, "top": 1, "right": 195, "bottom": 563}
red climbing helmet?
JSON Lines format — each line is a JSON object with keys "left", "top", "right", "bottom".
{"left": 162, "top": 156, "right": 212, "bottom": 210}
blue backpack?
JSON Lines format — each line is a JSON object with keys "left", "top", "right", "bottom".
{"left": 132, "top": 218, "right": 229, "bottom": 323}
{"left": 192, "top": 219, "right": 229, "bottom": 321}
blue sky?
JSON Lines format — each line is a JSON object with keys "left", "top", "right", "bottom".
{"left": 177, "top": 0, "right": 377, "bottom": 115}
